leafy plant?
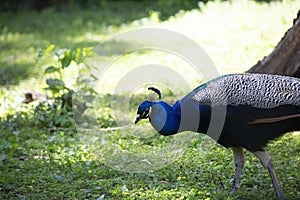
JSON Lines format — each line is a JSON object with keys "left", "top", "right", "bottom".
{"left": 34, "top": 45, "right": 94, "bottom": 129}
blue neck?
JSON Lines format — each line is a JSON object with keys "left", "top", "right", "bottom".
{"left": 149, "top": 100, "right": 211, "bottom": 136}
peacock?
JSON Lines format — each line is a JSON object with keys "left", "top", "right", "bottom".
{"left": 135, "top": 73, "right": 300, "bottom": 199}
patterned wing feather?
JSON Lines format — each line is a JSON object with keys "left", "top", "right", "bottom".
{"left": 192, "top": 73, "right": 300, "bottom": 108}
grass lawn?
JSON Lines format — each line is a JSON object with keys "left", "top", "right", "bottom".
{"left": 0, "top": 0, "right": 299, "bottom": 199}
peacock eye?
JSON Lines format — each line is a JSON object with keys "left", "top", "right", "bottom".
{"left": 144, "top": 109, "right": 149, "bottom": 115}
{"left": 141, "top": 107, "right": 149, "bottom": 118}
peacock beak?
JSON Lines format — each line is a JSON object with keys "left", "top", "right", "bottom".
{"left": 135, "top": 114, "right": 141, "bottom": 124}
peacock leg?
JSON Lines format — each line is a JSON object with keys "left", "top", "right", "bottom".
{"left": 252, "top": 150, "right": 284, "bottom": 199}
{"left": 231, "top": 147, "right": 244, "bottom": 194}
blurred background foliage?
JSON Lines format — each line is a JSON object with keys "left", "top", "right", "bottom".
{"left": 0, "top": 0, "right": 282, "bottom": 18}
{"left": 4, "top": 0, "right": 205, "bottom": 14}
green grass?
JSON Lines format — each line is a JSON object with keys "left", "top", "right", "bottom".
{"left": 0, "top": 124, "right": 299, "bottom": 199}
{"left": 0, "top": 0, "right": 300, "bottom": 199}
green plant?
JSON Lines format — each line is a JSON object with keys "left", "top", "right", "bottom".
{"left": 34, "top": 45, "right": 94, "bottom": 129}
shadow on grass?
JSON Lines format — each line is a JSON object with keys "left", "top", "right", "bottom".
{"left": 0, "top": 1, "right": 201, "bottom": 44}
{"left": 0, "top": 1, "right": 201, "bottom": 87}
{"left": 0, "top": 62, "right": 38, "bottom": 86}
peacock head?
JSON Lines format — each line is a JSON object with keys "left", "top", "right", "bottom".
{"left": 135, "top": 87, "right": 161, "bottom": 124}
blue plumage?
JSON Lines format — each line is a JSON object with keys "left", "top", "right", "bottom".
{"left": 135, "top": 73, "right": 300, "bottom": 198}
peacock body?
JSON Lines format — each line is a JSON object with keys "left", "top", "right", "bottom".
{"left": 135, "top": 73, "right": 300, "bottom": 198}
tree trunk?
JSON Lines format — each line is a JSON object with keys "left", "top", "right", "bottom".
{"left": 247, "top": 10, "right": 300, "bottom": 78}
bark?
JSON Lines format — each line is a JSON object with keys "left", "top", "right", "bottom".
{"left": 247, "top": 10, "right": 300, "bottom": 78}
